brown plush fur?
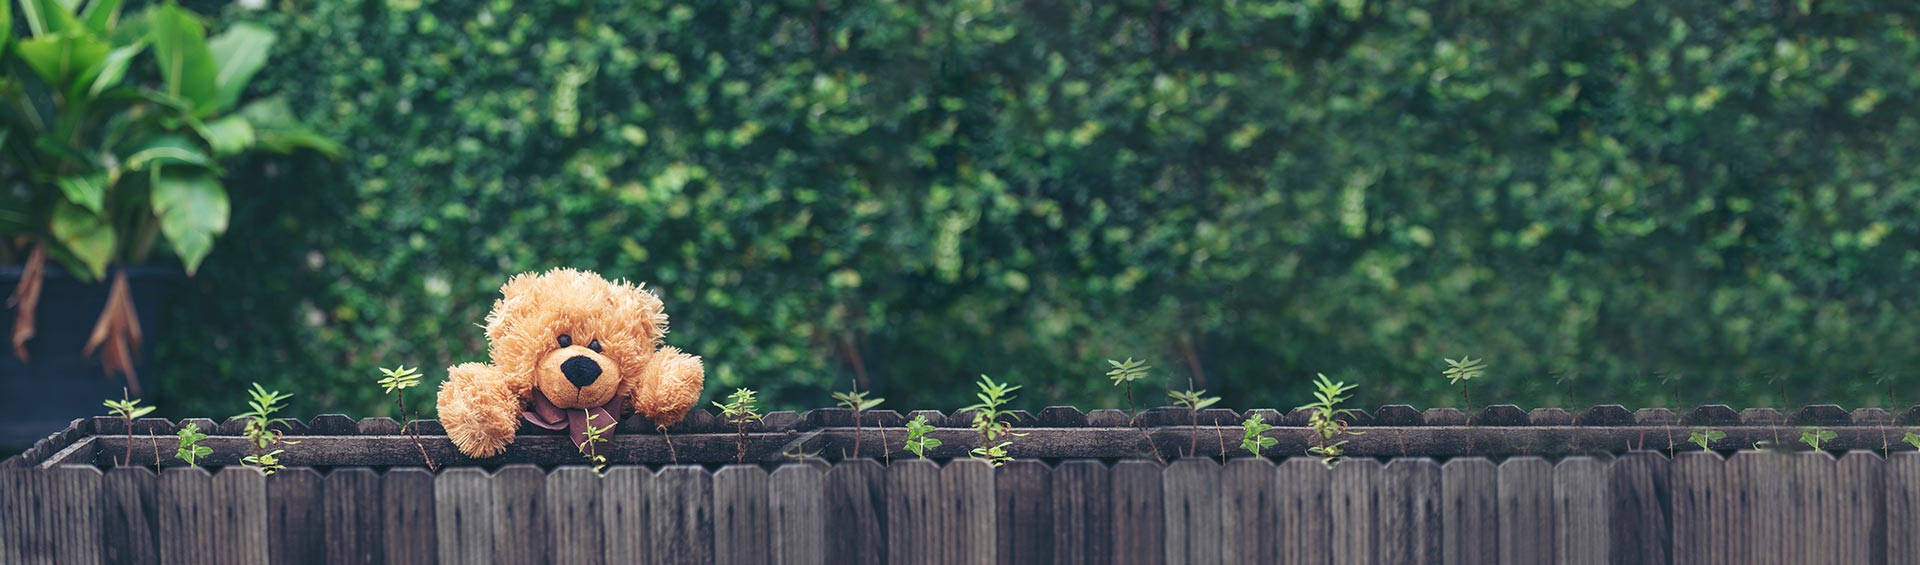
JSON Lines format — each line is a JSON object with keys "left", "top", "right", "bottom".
{"left": 437, "top": 268, "right": 706, "bottom": 458}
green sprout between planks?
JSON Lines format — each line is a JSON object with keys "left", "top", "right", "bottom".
{"left": 964, "top": 375, "right": 1024, "bottom": 466}
{"left": 714, "top": 388, "right": 763, "bottom": 464}
{"left": 832, "top": 388, "right": 886, "bottom": 460}
{"left": 904, "top": 414, "right": 941, "bottom": 459}
{"left": 376, "top": 366, "right": 436, "bottom": 470}
{"left": 235, "top": 383, "right": 297, "bottom": 474}
{"left": 1297, "top": 374, "right": 1361, "bottom": 467}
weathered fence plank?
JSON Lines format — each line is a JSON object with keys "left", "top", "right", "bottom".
{"left": 1555, "top": 456, "right": 1609, "bottom": 565}
{"left": 217, "top": 468, "right": 270, "bottom": 565}
{"left": 267, "top": 468, "right": 323, "bottom": 565}
{"left": 53, "top": 465, "right": 103, "bottom": 565}
{"left": 0, "top": 468, "right": 25, "bottom": 564}
{"left": 323, "top": 467, "right": 383, "bottom": 564}
{"left": 379, "top": 469, "right": 436, "bottom": 565}
{"left": 1162, "top": 458, "right": 1222, "bottom": 565}
{"left": 102, "top": 467, "right": 160, "bottom": 565}
{"left": 1608, "top": 452, "right": 1670, "bottom": 565}
{"left": 545, "top": 467, "right": 604, "bottom": 565}
{"left": 1381, "top": 458, "right": 1442, "bottom": 565}
{"left": 1275, "top": 458, "right": 1329, "bottom": 564}
{"left": 885, "top": 459, "right": 939, "bottom": 565}
{"left": 995, "top": 460, "right": 1052, "bottom": 563}
{"left": 1888, "top": 452, "right": 1920, "bottom": 565}
{"left": 1049, "top": 460, "right": 1110, "bottom": 564}
{"left": 1222, "top": 458, "right": 1280, "bottom": 563}
{"left": 767, "top": 461, "right": 826, "bottom": 565}
{"left": 433, "top": 468, "right": 493, "bottom": 565}
{"left": 649, "top": 465, "right": 715, "bottom": 564}
{"left": 1730, "top": 451, "right": 1787, "bottom": 565}
{"left": 1497, "top": 457, "right": 1553, "bottom": 565}
{"left": 1668, "top": 452, "right": 1720, "bottom": 565}
{"left": 1109, "top": 460, "right": 1165, "bottom": 565}
{"left": 944, "top": 459, "right": 995, "bottom": 565}
{"left": 490, "top": 465, "right": 548, "bottom": 565}
{"left": 599, "top": 467, "right": 651, "bottom": 561}
{"left": 823, "top": 459, "right": 886, "bottom": 565}
{"left": 1835, "top": 452, "right": 1887, "bottom": 565}
{"left": 713, "top": 465, "right": 770, "bottom": 565}
{"left": 1330, "top": 458, "right": 1382, "bottom": 565}
{"left": 1443, "top": 458, "right": 1498, "bottom": 565}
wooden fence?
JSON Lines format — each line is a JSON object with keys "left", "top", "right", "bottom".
{"left": 3, "top": 452, "right": 1917, "bottom": 564}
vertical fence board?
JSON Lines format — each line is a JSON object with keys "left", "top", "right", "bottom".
{"left": 0, "top": 468, "right": 23, "bottom": 564}
{"left": 1707, "top": 451, "right": 1746, "bottom": 565}
{"left": 1109, "top": 460, "right": 1165, "bottom": 565}
{"left": 1669, "top": 452, "right": 1720, "bottom": 565}
{"left": 713, "top": 466, "right": 770, "bottom": 565}
{"left": 1223, "top": 458, "right": 1280, "bottom": 564}
{"left": 323, "top": 467, "right": 384, "bottom": 564}
{"left": 546, "top": 468, "right": 605, "bottom": 565}
{"left": 767, "top": 462, "right": 826, "bottom": 565}
{"left": 823, "top": 459, "right": 886, "bottom": 565}
{"left": 1443, "top": 458, "right": 1498, "bottom": 565}
{"left": 1382, "top": 458, "right": 1442, "bottom": 565}
{"left": 649, "top": 465, "right": 715, "bottom": 564}
{"left": 434, "top": 468, "right": 494, "bottom": 565}
{"left": 380, "top": 469, "right": 436, "bottom": 565}
{"left": 1497, "top": 457, "right": 1554, "bottom": 565}
{"left": 1331, "top": 458, "right": 1382, "bottom": 565}
{"left": 17, "top": 466, "right": 54, "bottom": 564}
{"left": 1608, "top": 452, "right": 1670, "bottom": 565}
{"left": 944, "top": 459, "right": 995, "bottom": 565}
{"left": 54, "top": 465, "right": 103, "bottom": 565}
{"left": 599, "top": 467, "right": 651, "bottom": 562}
{"left": 1836, "top": 452, "right": 1887, "bottom": 565}
{"left": 214, "top": 468, "right": 270, "bottom": 565}
{"left": 159, "top": 468, "right": 213, "bottom": 565}
{"left": 1731, "top": 451, "right": 1788, "bottom": 565}
{"left": 101, "top": 467, "right": 159, "bottom": 565}
{"left": 1050, "top": 460, "right": 1111, "bottom": 565}
{"left": 491, "top": 465, "right": 548, "bottom": 565}
{"left": 1785, "top": 452, "right": 1822, "bottom": 565}
{"left": 268, "top": 468, "right": 324, "bottom": 565}
{"left": 1555, "top": 456, "right": 1609, "bottom": 565}
{"left": 1275, "top": 458, "right": 1329, "bottom": 564}
{"left": 1162, "top": 458, "right": 1222, "bottom": 565}
{"left": 995, "top": 460, "right": 1052, "bottom": 563}
{"left": 885, "top": 460, "right": 938, "bottom": 565}
{"left": 1888, "top": 453, "right": 1920, "bottom": 565}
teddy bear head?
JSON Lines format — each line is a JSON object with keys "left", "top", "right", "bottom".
{"left": 484, "top": 268, "right": 667, "bottom": 410}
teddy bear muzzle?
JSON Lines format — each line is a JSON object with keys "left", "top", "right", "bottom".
{"left": 560, "top": 355, "right": 602, "bottom": 387}
{"left": 537, "top": 345, "right": 623, "bottom": 409}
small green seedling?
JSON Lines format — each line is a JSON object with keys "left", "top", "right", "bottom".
{"left": 832, "top": 389, "right": 886, "bottom": 460}
{"left": 1298, "top": 374, "right": 1361, "bottom": 467}
{"left": 104, "top": 390, "right": 156, "bottom": 466}
{"left": 904, "top": 414, "right": 942, "bottom": 459}
{"left": 175, "top": 423, "right": 212, "bottom": 466}
{"left": 1688, "top": 428, "right": 1725, "bottom": 451}
{"left": 714, "top": 388, "right": 763, "bottom": 464}
{"left": 1168, "top": 386, "right": 1221, "bottom": 457}
{"left": 1799, "top": 427, "right": 1836, "bottom": 451}
{"left": 1905, "top": 431, "right": 1920, "bottom": 450}
{"left": 1105, "top": 358, "right": 1163, "bottom": 461}
{"left": 235, "top": 383, "right": 297, "bottom": 474}
{"left": 1239, "top": 414, "right": 1277, "bottom": 457}
{"left": 579, "top": 410, "right": 612, "bottom": 473}
{"left": 376, "top": 366, "right": 436, "bottom": 470}
{"left": 1442, "top": 357, "right": 1487, "bottom": 450}
{"left": 964, "top": 375, "right": 1024, "bottom": 466}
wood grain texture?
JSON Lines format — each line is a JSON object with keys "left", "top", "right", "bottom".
{"left": 943, "top": 459, "right": 995, "bottom": 565}
{"left": 713, "top": 465, "right": 771, "bottom": 565}
{"left": 433, "top": 468, "right": 493, "bottom": 565}
{"left": 1497, "top": 457, "right": 1553, "bottom": 565}
{"left": 1442, "top": 458, "right": 1498, "bottom": 565}
{"left": 53, "top": 465, "right": 103, "bottom": 565}
{"left": 1730, "top": 451, "right": 1787, "bottom": 565}
{"left": 323, "top": 467, "right": 383, "bottom": 564}
{"left": 101, "top": 467, "right": 160, "bottom": 565}
{"left": 1330, "top": 458, "right": 1383, "bottom": 565}
{"left": 1109, "top": 460, "right": 1165, "bottom": 565}
{"left": 545, "top": 467, "right": 604, "bottom": 565}
{"left": 599, "top": 467, "right": 651, "bottom": 563}
{"left": 490, "top": 465, "right": 548, "bottom": 565}
{"left": 377, "top": 469, "right": 436, "bottom": 565}
{"left": 1835, "top": 452, "right": 1887, "bottom": 565}
{"left": 1381, "top": 458, "right": 1442, "bottom": 565}
{"left": 214, "top": 468, "right": 270, "bottom": 565}
{"left": 1274, "top": 458, "right": 1328, "bottom": 564}
{"left": 1555, "top": 456, "right": 1609, "bottom": 565}
{"left": 823, "top": 459, "right": 886, "bottom": 565}
{"left": 1608, "top": 452, "right": 1670, "bottom": 565}
{"left": 1050, "top": 460, "right": 1111, "bottom": 565}
{"left": 267, "top": 468, "right": 323, "bottom": 565}
{"left": 995, "top": 459, "right": 1052, "bottom": 563}
{"left": 649, "top": 465, "right": 715, "bottom": 564}
{"left": 1161, "top": 458, "right": 1221, "bottom": 565}
{"left": 885, "top": 460, "right": 939, "bottom": 565}
{"left": 767, "top": 461, "right": 826, "bottom": 565}
{"left": 1222, "top": 458, "right": 1280, "bottom": 564}
{"left": 1888, "top": 452, "right": 1920, "bottom": 565}
{"left": 1668, "top": 452, "right": 1721, "bottom": 565}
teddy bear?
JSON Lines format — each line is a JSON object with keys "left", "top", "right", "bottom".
{"left": 437, "top": 268, "right": 706, "bottom": 458}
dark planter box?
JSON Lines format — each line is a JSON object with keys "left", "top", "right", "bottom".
{"left": 3, "top": 405, "right": 1917, "bottom": 563}
{"left": 0, "top": 266, "right": 180, "bottom": 449}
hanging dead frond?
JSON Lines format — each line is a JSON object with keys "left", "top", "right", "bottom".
{"left": 8, "top": 243, "right": 45, "bottom": 361}
{"left": 83, "top": 271, "right": 144, "bottom": 396}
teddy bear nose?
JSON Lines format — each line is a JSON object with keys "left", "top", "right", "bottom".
{"left": 560, "top": 355, "right": 602, "bottom": 387}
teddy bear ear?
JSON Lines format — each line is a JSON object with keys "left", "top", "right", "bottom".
{"left": 619, "top": 281, "right": 670, "bottom": 343}
{"left": 485, "top": 272, "right": 540, "bottom": 341}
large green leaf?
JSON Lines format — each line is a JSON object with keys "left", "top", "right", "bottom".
{"left": 145, "top": 3, "right": 217, "bottom": 115}
{"left": 149, "top": 169, "right": 227, "bottom": 274}
{"left": 237, "top": 97, "right": 341, "bottom": 157}
{"left": 123, "top": 134, "right": 213, "bottom": 171}
{"left": 197, "top": 114, "right": 254, "bottom": 156}
{"left": 17, "top": 0, "right": 82, "bottom": 37}
{"left": 78, "top": 0, "right": 122, "bottom": 34}
{"left": 49, "top": 200, "right": 114, "bottom": 280}
{"left": 0, "top": 0, "right": 12, "bottom": 60}
{"left": 80, "top": 41, "right": 142, "bottom": 98}
{"left": 55, "top": 173, "right": 108, "bottom": 214}
{"left": 206, "top": 23, "right": 274, "bottom": 112}
{"left": 16, "top": 31, "right": 111, "bottom": 91}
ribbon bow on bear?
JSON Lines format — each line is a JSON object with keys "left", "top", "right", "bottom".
{"left": 522, "top": 391, "right": 626, "bottom": 450}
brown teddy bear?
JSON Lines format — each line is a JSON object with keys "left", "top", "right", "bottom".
{"left": 437, "top": 268, "right": 705, "bottom": 458}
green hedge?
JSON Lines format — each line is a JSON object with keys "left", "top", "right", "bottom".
{"left": 157, "top": 0, "right": 1920, "bottom": 418}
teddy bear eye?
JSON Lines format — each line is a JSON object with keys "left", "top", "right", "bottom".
{"left": 588, "top": 339, "right": 603, "bottom": 353}
{"left": 557, "top": 334, "right": 572, "bottom": 348}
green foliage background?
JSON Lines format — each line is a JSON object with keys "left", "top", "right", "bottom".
{"left": 158, "top": 0, "right": 1920, "bottom": 419}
